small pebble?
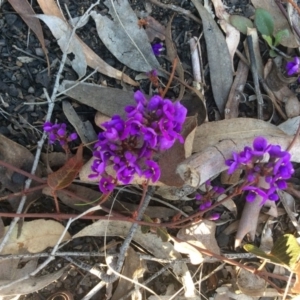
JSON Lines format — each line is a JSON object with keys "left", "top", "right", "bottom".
{"left": 35, "top": 48, "right": 44, "bottom": 56}
{"left": 28, "top": 86, "right": 35, "bottom": 94}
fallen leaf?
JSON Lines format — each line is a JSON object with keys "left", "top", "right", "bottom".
{"left": 193, "top": 118, "right": 285, "bottom": 153}
{"left": 251, "top": 0, "right": 298, "bottom": 48}
{"left": 225, "top": 57, "right": 249, "bottom": 119}
{"left": 58, "top": 80, "right": 136, "bottom": 118}
{"left": 175, "top": 220, "right": 220, "bottom": 264}
{"left": 191, "top": 0, "right": 233, "bottom": 114}
{"left": 0, "top": 220, "right": 71, "bottom": 254}
{"left": 0, "top": 266, "right": 67, "bottom": 296}
{"left": 62, "top": 101, "right": 97, "bottom": 151}
{"left": 237, "top": 263, "right": 267, "bottom": 296}
{"left": 47, "top": 145, "right": 83, "bottom": 190}
{"left": 144, "top": 16, "right": 166, "bottom": 42}
{"left": 287, "top": 2, "right": 300, "bottom": 46}
{"left": 0, "top": 134, "right": 43, "bottom": 209}
{"left": 36, "top": 0, "right": 138, "bottom": 86}
{"left": 211, "top": 0, "right": 240, "bottom": 72}
{"left": 8, "top": 0, "right": 49, "bottom": 69}
{"left": 91, "top": 0, "right": 162, "bottom": 74}
{"left": 244, "top": 234, "right": 300, "bottom": 269}
{"left": 36, "top": 14, "right": 87, "bottom": 78}
{"left": 278, "top": 116, "right": 300, "bottom": 135}
{"left": 165, "top": 15, "right": 185, "bottom": 100}
{"left": 111, "top": 247, "right": 146, "bottom": 300}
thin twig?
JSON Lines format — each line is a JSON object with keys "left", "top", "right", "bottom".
{"left": 161, "top": 58, "right": 178, "bottom": 98}
{"left": 101, "top": 186, "right": 156, "bottom": 283}
{"left": 284, "top": 0, "right": 300, "bottom": 16}
{"left": 246, "top": 35, "right": 264, "bottom": 120}
{"left": 147, "top": 0, "right": 202, "bottom": 24}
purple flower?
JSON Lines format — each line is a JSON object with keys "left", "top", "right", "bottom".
{"left": 286, "top": 57, "right": 300, "bottom": 76}
{"left": 225, "top": 152, "right": 240, "bottom": 174}
{"left": 208, "top": 213, "right": 220, "bottom": 221}
{"left": 143, "top": 160, "right": 161, "bottom": 182}
{"left": 252, "top": 137, "right": 269, "bottom": 156}
{"left": 239, "top": 146, "right": 252, "bottom": 164}
{"left": 43, "top": 122, "right": 77, "bottom": 146}
{"left": 226, "top": 136, "right": 294, "bottom": 205}
{"left": 152, "top": 43, "right": 163, "bottom": 55}
{"left": 195, "top": 193, "right": 202, "bottom": 201}
{"left": 99, "top": 176, "right": 115, "bottom": 194}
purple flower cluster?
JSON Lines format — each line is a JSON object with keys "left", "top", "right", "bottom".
{"left": 226, "top": 137, "right": 294, "bottom": 204}
{"left": 195, "top": 180, "right": 225, "bottom": 211}
{"left": 90, "top": 91, "right": 187, "bottom": 194}
{"left": 43, "top": 122, "right": 77, "bottom": 146}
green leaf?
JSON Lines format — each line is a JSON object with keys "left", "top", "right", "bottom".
{"left": 271, "top": 234, "right": 300, "bottom": 268}
{"left": 254, "top": 8, "right": 274, "bottom": 36}
{"left": 157, "top": 227, "right": 169, "bottom": 242}
{"left": 229, "top": 15, "right": 254, "bottom": 35}
{"left": 274, "top": 29, "right": 289, "bottom": 46}
{"left": 244, "top": 234, "right": 300, "bottom": 269}
{"left": 262, "top": 34, "right": 273, "bottom": 48}
{"left": 269, "top": 49, "right": 277, "bottom": 57}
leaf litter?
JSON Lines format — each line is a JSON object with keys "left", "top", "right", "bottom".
{"left": 2, "top": 0, "right": 300, "bottom": 299}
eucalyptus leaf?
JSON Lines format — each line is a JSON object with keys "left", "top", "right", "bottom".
{"left": 244, "top": 234, "right": 300, "bottom": 269}
{"left": 274, "top": 29, "right": 289, "bottom": 46}
{"left": 90, "top": 0, "right": 162, "bottom": 74}
{"left": 254, "top": 8, "right": 274, "bottom": 37}
{"left": 229, "top": 15, "right": 254, "bottom": 35}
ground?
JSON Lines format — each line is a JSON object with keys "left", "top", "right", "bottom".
{"left": 0, "top": 0, "right": 300, "bottom": 299}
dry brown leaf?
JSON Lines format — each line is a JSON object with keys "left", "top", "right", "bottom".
{"left": 111, "top": 247, "right": 146, "bottom": 300}
{"left": 144, "top": 16, "right": 166, "bottom": 42}
{"left": 278, "top": 116, "right": 300, "bottom": 135}
{"left": 251, "top": 0, "right": 298, "bottom": 48}
{"left": 0, "top": 134, "right": 43, "bottom": 209}
{"left": 58, "top": 81, "right": 136, "bottom": 118}
{"left": 225, "top": 58, "right": 249, "bottom": 119}
{"left": 211, "top": 0, "right": 240, "bottom": 72}
{"left": 62, "top": 101, "right": 97, "bottom": 151}
{"left": 175, "top": 220, "right": 220, "bottom": 264}
{"left": 165, "top": 15, "right": 185, "bottom": 100}
{"left": 191, "top": 0, "right": 233, "bottom": 114}
{"left": 0, "top": 266, "right": 67, "bottom": 296}
{"left": 36, "top": 14, "right": 86, "bottom": 78}
{"left": 237, "top": 263, "right": 267, "bottom": 296}
{"left": 0, "top": 220, "right": 71, "bottom": 254}
{"left": 193, "top": 118, "right": 285, "bottom": 153}
{"left": 36, "top": 0, "right": 137, "bottom": 86}
{"left": 90, "top": 0, "right": 162, "bottom": 74}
